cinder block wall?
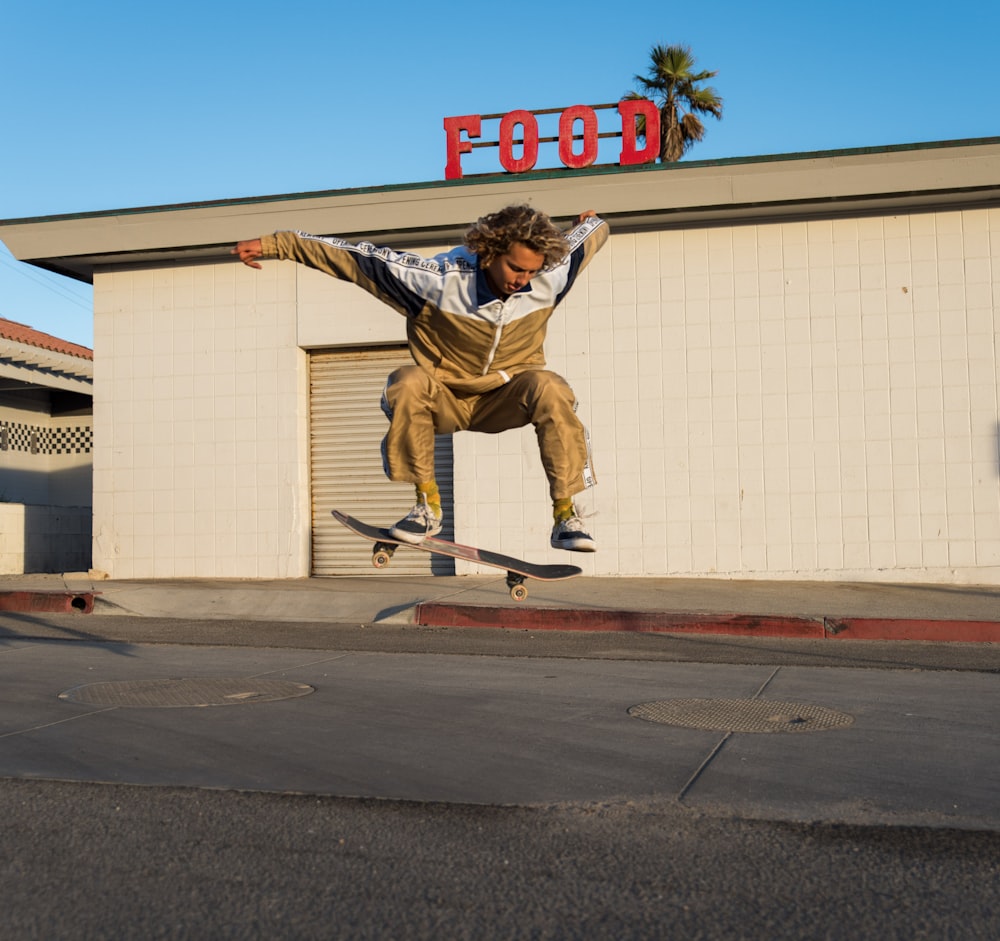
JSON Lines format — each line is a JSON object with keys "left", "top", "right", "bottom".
{"left": 0, "top": 504, "right": 92, "bottom": 574}
{"left": 457, "top": 207, "right": 1000, "bottom": 582}
{"left": 91, "top": 263, "right": 310, "bottom": 578}
{"left": 92, "top": 206, "right": 1000, "bottom": 584}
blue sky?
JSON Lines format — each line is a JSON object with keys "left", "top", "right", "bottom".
{"left": 1, "top": 0, "right": 998, "bottom": 348}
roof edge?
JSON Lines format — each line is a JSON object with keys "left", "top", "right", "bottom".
{"left": 0, "top": 317, "right": 93, "bottom": 360}
{"left": 2, "top": 135, "right": 999, "bottom": 227}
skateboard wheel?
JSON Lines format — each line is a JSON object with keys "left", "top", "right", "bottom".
{"left": 510, "top": 583, "right": 529, "bottom": 602}
{"left": 372, "top": 550, "right": 392, "bottom": 569}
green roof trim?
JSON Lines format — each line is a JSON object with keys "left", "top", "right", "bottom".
{"left": 2, "top": 136, "right": 999, "bottom": 228}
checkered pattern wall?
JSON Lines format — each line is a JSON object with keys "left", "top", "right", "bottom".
{"left": 0, "top": 421, "right": 92, "bottom": 455}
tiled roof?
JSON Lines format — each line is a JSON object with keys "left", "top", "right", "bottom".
{"left": 0, "top": 317, "right": 92, "bottom": 360}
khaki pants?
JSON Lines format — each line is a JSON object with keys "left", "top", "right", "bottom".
{"left": 380, "top": 366, "right": 594, "bottom": 501}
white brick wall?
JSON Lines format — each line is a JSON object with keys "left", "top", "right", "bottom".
{"left": 457, "top": 207, "right": 1000, "bottom": 582}
{"left": 92, "top": 206, "right": 1000, "bottom": 583}
{"left": 92, "top": 262, "right": 310, "bottom": 578}
{"left": 0, "top": 503, "right": 91, "bottom": 574}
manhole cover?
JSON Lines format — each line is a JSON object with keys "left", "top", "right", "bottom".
{"left": 59, "top": 677, "right": 315, "bottom": 708}
{"left": 628, "top": 698, "right": 854, "bottom": 734}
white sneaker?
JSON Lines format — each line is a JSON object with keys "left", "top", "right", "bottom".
{"left": 390, "top": 498, "right": 443, "bottom": 544}
{"left": 550, "top": 514, "right": 596, "bottom": 552}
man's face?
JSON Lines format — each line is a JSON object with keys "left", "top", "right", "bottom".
{"left": 484, "top": 242, "right": 546, "bottom": 299}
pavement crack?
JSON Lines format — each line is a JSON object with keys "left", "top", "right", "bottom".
{"left": 249, "top": 653, "right": 352, "bottom": 678}
{"left": 0, "top": 706, "right": 119, "bottom": 740}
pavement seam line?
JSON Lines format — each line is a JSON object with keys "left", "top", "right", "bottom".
{"left": 247, "top": 653, "right": 352, "bottom": 678}
{"left": 753, "top": 666, "right": 782, "bottom": 698}
{"left": 676, "top": 667, "right": 782, "bottom": 803}
{"left": 0, "top": 706, "right": 119, "bottom": 740}
{"left": 678, "top": 733, "right": 733, "bottom": 803}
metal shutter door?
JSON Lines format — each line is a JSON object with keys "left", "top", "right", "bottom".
{"left": 309, "top": 348, "right": 454, "bottom": 575}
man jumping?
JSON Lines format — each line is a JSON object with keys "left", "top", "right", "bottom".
{"left": 234, "top": 204, "right": 608, "bottom": 551}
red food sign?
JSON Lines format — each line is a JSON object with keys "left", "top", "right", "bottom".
{"left": 443, "top": 100, "right": 660, "bottom": 180}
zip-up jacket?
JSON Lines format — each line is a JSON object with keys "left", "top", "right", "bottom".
{"left": 259, "top": 215, "right": 608, "bottom": 395}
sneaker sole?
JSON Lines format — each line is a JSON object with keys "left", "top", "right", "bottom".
{"left": 390, "top": 526, "right": 442, "bottom": 545}
{"left": 551, "top": 538, "right": 597, "bottom": 552}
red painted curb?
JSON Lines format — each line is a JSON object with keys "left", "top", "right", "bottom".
{"left": 824, "top": 617, "right": 1000, "bottom": 642}
{"left": 414, "top": 604, "right": 1000, "bottom": 643}
{"left": 0, "top": 591, "right": 96, "bottom": 614}
{"left": 415, "top": 604, "right": 823, "bottom": 637}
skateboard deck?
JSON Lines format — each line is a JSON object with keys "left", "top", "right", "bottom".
{"left": 332, "top": 510, "right": 581, "bottom": 601}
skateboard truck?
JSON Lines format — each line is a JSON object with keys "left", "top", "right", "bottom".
{"left": 372, "top": 541, "right": 396, "bottom": 569}
{"left": 506, "top": 573, "right": 528, "bottom": 602}
{"left": 373, "top": 540, "right": 529, "bottom": 600}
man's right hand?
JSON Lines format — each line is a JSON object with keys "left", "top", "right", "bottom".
{"left": 232, "top": 239, "right": 263, "bottom": 269}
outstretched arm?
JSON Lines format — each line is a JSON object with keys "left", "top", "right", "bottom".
{"left": 232, "top": 239, "right": 264, "bottom": 269}
{"left": 553, "top": 210, "right": 607, "bottom": 302}
{"left": 229, "top": 230, "right": 434, "bottom": 320}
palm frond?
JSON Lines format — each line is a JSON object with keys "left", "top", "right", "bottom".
{"left": 687, "top": 86, "right": 724, "bottom": 118}
{"left": 680, "top": 112, "right": 706, "bottom": 142}
{"left": 649, "top": 43, "right": 696, "bottom": 78}
{"left": 662, "top": 124, "right": 685, "bottom": 162}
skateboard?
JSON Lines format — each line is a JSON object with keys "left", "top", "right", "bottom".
{"left": 332, "top": 510, "right": 581, "bottom": 601}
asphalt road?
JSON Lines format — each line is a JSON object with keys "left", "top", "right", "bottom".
{"left": 3, "top": 611, "right": 999, "bottom": 940}
{"left": 3, "top": 778, "right": 998, "bottom": 941}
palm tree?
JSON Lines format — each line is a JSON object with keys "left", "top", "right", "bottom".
{"left": 623, "top": 43, "right": 723, "bottom": 162}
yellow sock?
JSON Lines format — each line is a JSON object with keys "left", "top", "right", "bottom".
{"left": 417, "top": 481, "right": 441, "bottom": 514}
{"left": 553, "top": 498, "right": 574, "bottom": 522}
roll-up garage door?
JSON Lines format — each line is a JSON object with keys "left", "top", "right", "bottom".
{"left": 309, "top": 348, "right": 454, "bottom": 575}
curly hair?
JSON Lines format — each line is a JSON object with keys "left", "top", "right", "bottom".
{"left": 464, "top": 205, "right": 570, "bottom": 268}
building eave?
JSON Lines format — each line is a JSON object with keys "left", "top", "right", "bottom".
{"left": 2, "top": 136, "right": 999, "bottom": 283}
{"left": 0, "top": 336, "right": 94, "bottom": 395}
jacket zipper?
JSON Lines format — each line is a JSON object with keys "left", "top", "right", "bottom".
{"left": 481, "top": 300, "right": 510, "bottom": 375}
{"left": 482, "top": 322, "right": 505, "bottom": 375}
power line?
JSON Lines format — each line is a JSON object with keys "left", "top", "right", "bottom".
{"left": 0, "top": 249, "right": 92, "bottom": 312}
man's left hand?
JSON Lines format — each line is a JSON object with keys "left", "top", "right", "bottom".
{"left": 232, "top": 239, "right": 264, "bottom": 269}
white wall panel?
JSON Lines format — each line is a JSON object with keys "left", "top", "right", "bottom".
{"left": 92, "top": 262, "right": 309, "bottom": 578}
{"left": 92, "top": 206, "right": 1000, "bottom": 584}
{"left": 457, "top": 208, "right": 1000, "bottom": 583}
